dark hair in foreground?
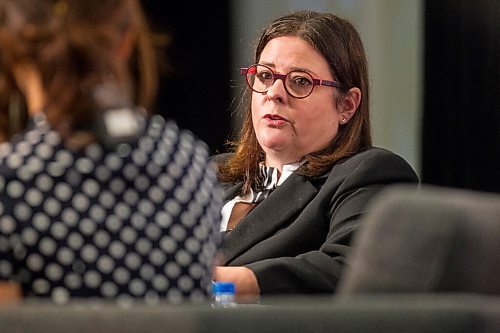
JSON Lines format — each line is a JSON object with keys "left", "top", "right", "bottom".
{"left": 218, "top": 10, "right": 372, "bottom": 193}
{"left": 0, "top": 0, "right": 157, "bottom": 140}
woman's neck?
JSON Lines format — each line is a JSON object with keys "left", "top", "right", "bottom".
{"left": 13, "top": 64, "right": 45, "bottom": 116}
{"left": 264, "top": 154, "right": 301, "bottom": 175}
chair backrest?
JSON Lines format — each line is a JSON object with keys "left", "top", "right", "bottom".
{"left": 338, "top": 185, "right": 500, "bottom": 295}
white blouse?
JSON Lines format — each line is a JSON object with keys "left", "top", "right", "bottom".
{"left": 220, "top": 162, "right": 301, "bottom": 231}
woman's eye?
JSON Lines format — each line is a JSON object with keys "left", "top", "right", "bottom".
{"left": 258, "top": 71, "right": 273, "bottom": 80}
{"left": 292, "top": 76, "right": 312, "bottom": 86}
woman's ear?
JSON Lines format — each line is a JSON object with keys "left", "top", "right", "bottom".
{"left": 339, "top": 87, "right": 361, "bottom": 123}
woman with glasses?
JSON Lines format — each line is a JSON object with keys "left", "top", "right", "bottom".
{"left": 0, "top": 0, "right": 221, "bottom": 304}
{"left": 213, "top": 10, "right": 418, "bottom": 298}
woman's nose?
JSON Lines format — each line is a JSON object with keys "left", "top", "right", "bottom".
{"left": 265, "top": 78, "right": 288, "bottom": 103}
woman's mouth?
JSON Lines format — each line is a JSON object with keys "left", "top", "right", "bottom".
{"left": 263, "top": 114, "right": 288, "bottom": 127}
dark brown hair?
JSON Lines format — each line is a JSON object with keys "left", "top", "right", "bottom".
{"left": 0, "top": 0, "right": 157, "bottom": 140}
{"left": 218, "top": 10, "right": 372, "bottom": 193}
{"left": 0, "top": 0, "right": 50, "bottom": 139}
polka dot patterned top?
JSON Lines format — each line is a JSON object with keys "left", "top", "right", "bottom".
{"left": 0, "top": 114, "right": 222, "bottom": 305}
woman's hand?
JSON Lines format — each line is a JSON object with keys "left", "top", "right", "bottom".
{"left": 214, "top": 266, "right": 260, "bottom": 300}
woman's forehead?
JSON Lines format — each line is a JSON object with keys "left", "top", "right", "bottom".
{"left": 259, "top": 36, "right": 330, "bottom": 77}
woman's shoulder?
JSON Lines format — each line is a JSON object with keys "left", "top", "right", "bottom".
{"left": 151, "top": 115, "right": 210, "bottom": 156}
{"left": 333, "top": 147, "right": 418, "bottom": 182}
{"left": 209, "top": 153, "right": 232, "bottom": 164}
{"left": 153, "top": 116, "right": 220, "bottom": 186}
{"left": 344, "top": 147, "right": 411, "bottom": 164}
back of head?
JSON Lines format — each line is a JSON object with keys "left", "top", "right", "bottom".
{"left": 0, "top": 0, "right": 157, "bottom": 141}
{"left": 47, "top": 0, "right": 158, "bottom": 147}
{"left": 338, "top": 185, "right": 500, "bottom": 295}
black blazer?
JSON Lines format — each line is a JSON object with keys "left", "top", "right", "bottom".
{"left": 218, "top": 147, "right": 419, "bottom": 295}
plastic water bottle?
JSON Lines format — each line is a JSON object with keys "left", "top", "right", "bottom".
{"left": 212, "top": 281, "right": 237, "bottom": 308}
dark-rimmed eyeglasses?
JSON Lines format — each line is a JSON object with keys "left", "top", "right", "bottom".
{"left": 240, "top": 64, "right": 342, "bottom": 99}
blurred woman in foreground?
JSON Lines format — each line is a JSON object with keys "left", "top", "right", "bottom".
{"left": 0, "top": 0, "right": 221, "bottom": 304}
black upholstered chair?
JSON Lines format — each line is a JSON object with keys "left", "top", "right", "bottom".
{"left": 339, "top": 184, "right": 500, "bottom": 295}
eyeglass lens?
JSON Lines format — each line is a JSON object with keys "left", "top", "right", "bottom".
{"left": 246, "top": 64, "right": 315, "bottom": 98}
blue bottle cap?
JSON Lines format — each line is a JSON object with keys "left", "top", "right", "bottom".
{"left": 212, "top": 281, "right": 235, "bottom": 294}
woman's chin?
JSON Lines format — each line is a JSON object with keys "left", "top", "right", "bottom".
{"left": 258, "top": 137, "right": 289, "bottom": 152}
{"left": 259, "top": 140, "right": 301, "bottom": 162}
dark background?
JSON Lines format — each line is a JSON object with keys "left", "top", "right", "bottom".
{"left": 141, "top": 1, "right": 500, "bottom": 193}
{"left": 141, "top": 1, "right": 232, "bottom": 155}
{"left": 423, "top": 0, "right": 500, "bottom": 193}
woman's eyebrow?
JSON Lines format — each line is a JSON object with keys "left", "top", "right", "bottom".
{"left": 258, "top": 62, "right": 319, "bottom": 76}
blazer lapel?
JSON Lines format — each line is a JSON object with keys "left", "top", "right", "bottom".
{"left": 221, "top": 182, "right": 244, "bottom": 203}
{"left": 222, "top": 173, "right": 319, "bottom": 264}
